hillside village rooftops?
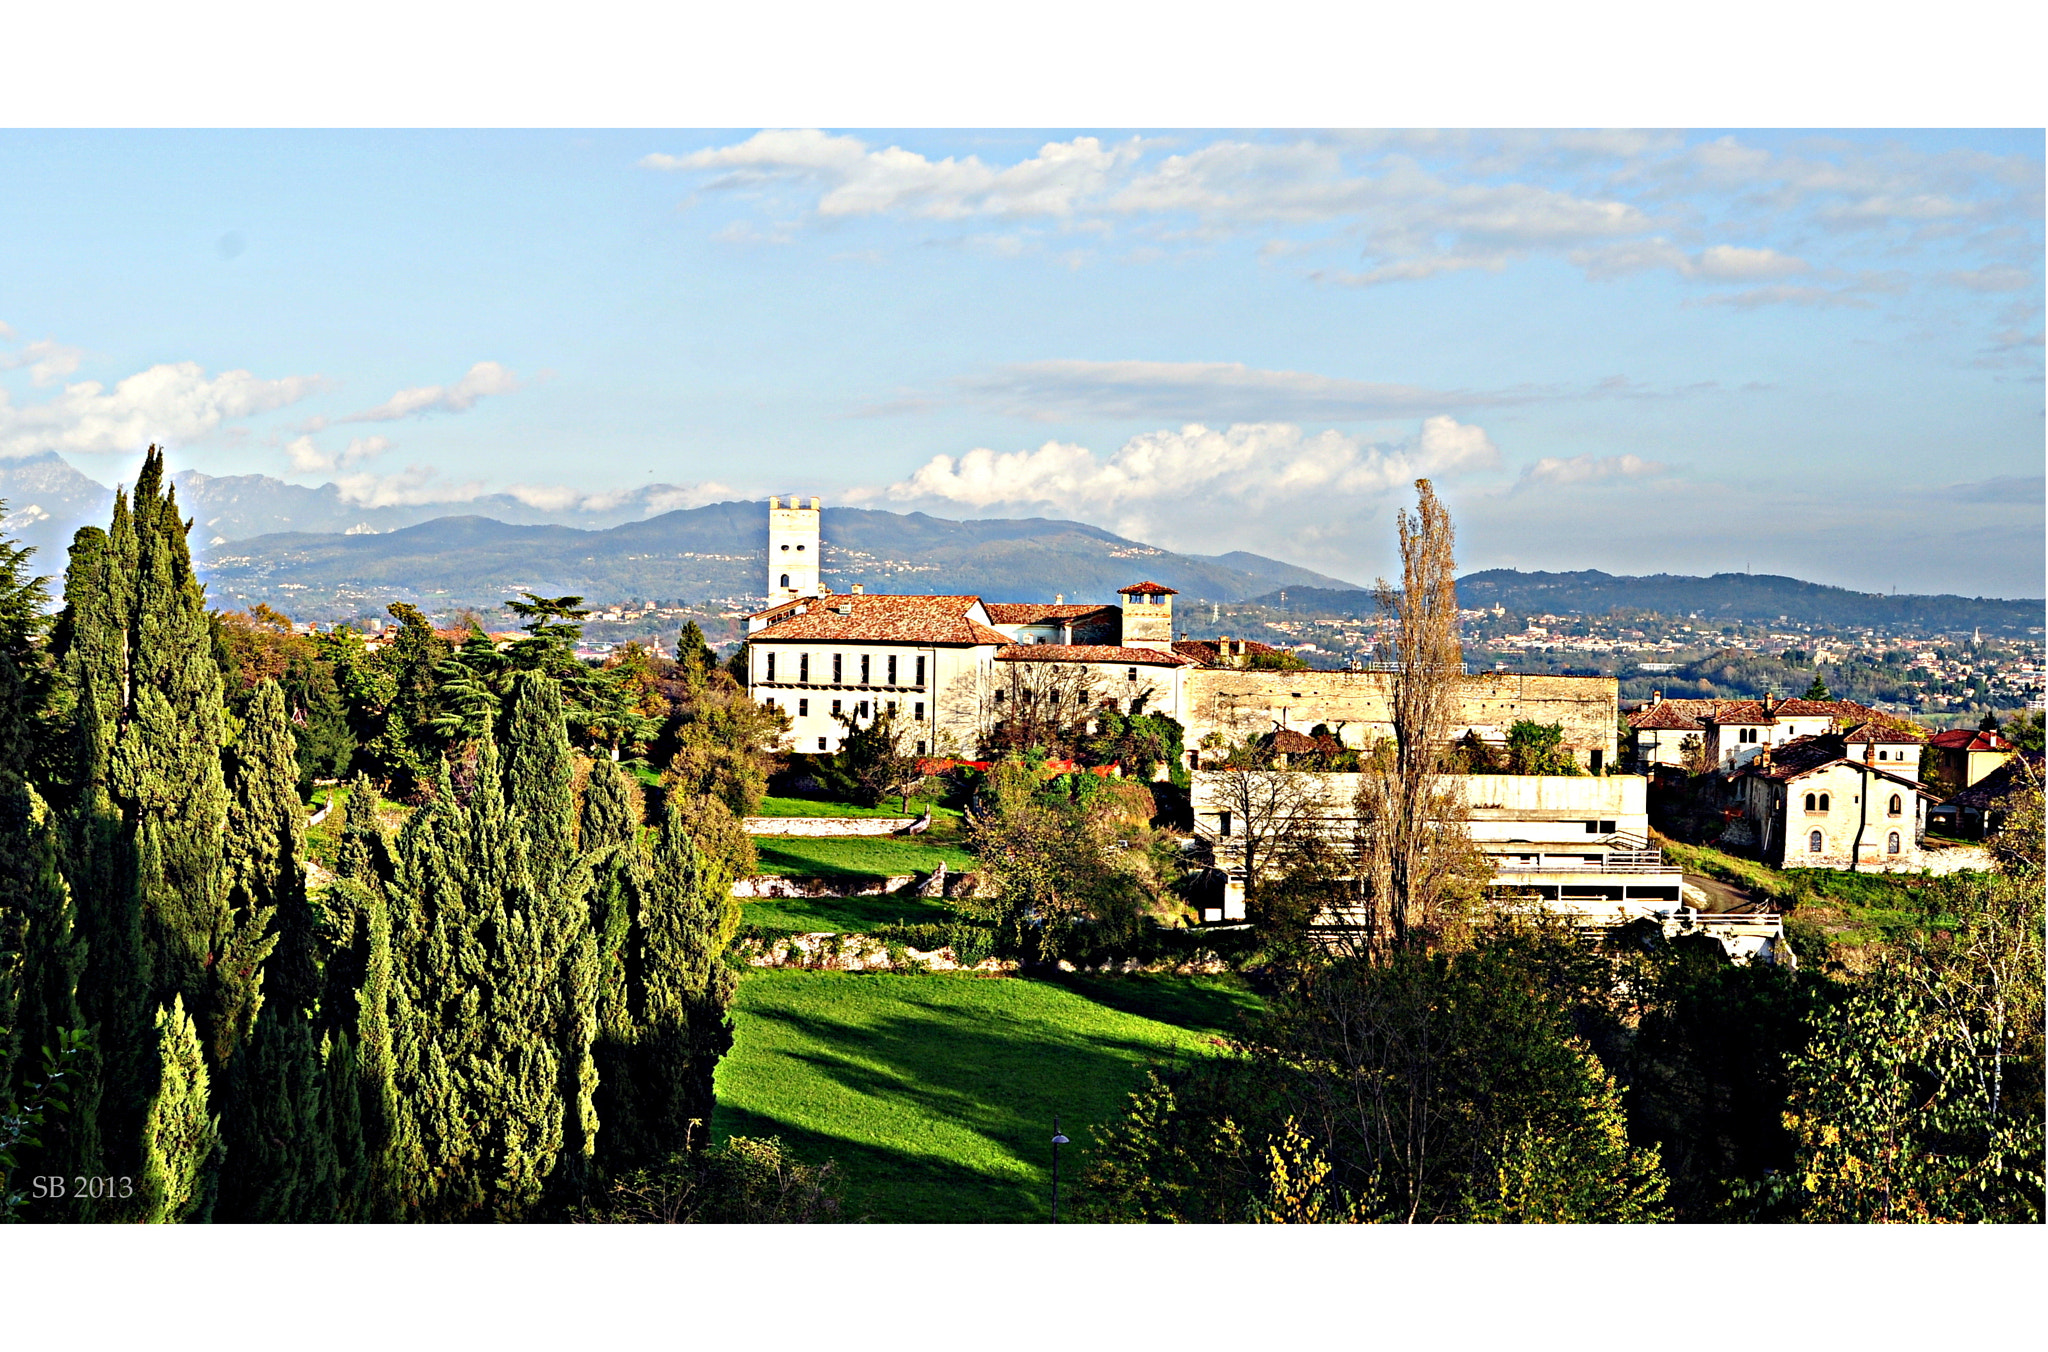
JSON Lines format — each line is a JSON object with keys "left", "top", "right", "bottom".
{"left": 995, "top": 643, "right": 1192, "bottom": 667}
{"left": 1117, "top": 581, "right": 1179, "bottom": 595}
{"left": 1950, "top": 751, "right": 2043, "bottom": 811}
{"left": 1842, "top": 722, "right": 1928, "bottom": 745}
{"left": 1629, "top": 695, "right": 1886, "bottom": 730}
{"left": 747, "top": 594, "right": 1012, "bottom": 646}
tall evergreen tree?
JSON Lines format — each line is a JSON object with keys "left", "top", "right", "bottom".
{"left": 582, "top": 757, "right": 645, "bottom": 1175}
{"left": 137, "top": 994, "right": 218, "bottom": 1223}
{"left": 217, "top": 680, "right": 333, "bottom": 1220}
{"left": 500, "top": 672, "right": 597, "bottom": 1205}
{"left": 626, "top": 794, "right": 738, "bottom": 1161}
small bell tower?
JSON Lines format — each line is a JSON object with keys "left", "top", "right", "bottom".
{"left": 1117, "top": 581, "right": 1178, "bottom": 652}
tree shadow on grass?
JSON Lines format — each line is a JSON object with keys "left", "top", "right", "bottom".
{"left": 1023, "top": 972, "right": 1263, "bottom": 1042}
{"left": 715, "top": 981, "right": 1212, "bottom": 1222}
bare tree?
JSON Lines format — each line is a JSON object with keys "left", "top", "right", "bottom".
{"left": 1355, "top": 480, "right": 1486, "bottom": 958}
{"left": 939, "top": 658, "right": 1105, "bottom": 760}
{"left": 1203, "top": 761, "right": 1340, "bottom": 922}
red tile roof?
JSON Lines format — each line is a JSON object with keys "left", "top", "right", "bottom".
{"left": 749, "top": 594, "right": 1011, "bottom": 646}
{"left": 1950, "top": 751, "right": 2043, "bottom": 810}
{"left": 1927, "top": 728, "right": 2012, "bottom": 753}
{"left": 995, "top": 643, "right": 1191, "bottom": 667}
{"left": 1842, "top": 721, "right": 1927, "bottom": 745}
{"left": 1118, "top": 581, "right": 1179, "bottom": 595}
{"left": 1629, "top": 701, "right": 1705, "bottom": 731}
{"left": 1737, "top": 733, "right": 1938, "bottom": 794}
{"left": 984, "top": 603, "right": 1117, "bottom": 624}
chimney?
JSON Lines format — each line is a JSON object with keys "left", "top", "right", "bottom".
{"left": 769, "top": 495, "right": 781, "bottom": 508}
{"left": 850, "top": 583, "right": 864, "bottom": 594}
{"left": 1055, "top": 594, "right": 1064, "bottom": 604}
{"left": 810, "top": 496, "right": 820, "bottom": 510}
{"left": 1651, "top": 690, "right": 1661, "bottom": 705}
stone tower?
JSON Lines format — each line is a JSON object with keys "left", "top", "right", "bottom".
{"left": 1118, "top": 580, "right": 1178, "bottom": 652}
{"left": 768, "top": 495, "right": 822, "bottom": 601}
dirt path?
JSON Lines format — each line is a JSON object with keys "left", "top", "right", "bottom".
{"left": 1683, "top": 872, "right": 1758, "bottom": 914}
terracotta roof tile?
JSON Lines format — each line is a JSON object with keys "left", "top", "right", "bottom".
{"left": 1928, "top": 728, "right": 2012, "bottom": 752}
{"left": 1843, "top": 721, "right": 1927, "bottom": 745}
{"left": 1264, "top": 728, "right": 1320, "bottom": 754}
{"left": 984, "top": 603, "right": 1116, "bottom": 624}
{"left": 1950, "top": 751, "right": 2043, "bottom": 810}
{"left": 749, "top": 594, "right": 1009, "bottom": 645}
{"left": 995, "top": 643, "right": 1191, "bottom": 667}
{"left": 1117, "top": 581, "right": 1179, "bottom": 595}
{"left": 1739, "top": 733, "right": 1938, "bottom": 794}
{"left": 1628, "top": 702, "right": 1705, "bottom": 730}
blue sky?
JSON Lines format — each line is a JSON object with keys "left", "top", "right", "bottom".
{"left": 0, "top": 128, "right": 2040, "bottom": 595}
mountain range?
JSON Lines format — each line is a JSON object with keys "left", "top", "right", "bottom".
{"left": 1247, "top": 570, "right": 2046, "bottom": 636}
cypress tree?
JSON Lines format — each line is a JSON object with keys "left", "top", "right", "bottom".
{"left": 137, "top": 994, "right": 218, "bottom": 1223}
{"left": 501, "top": 673, "right": 598, "bottom": 1203}
{"left": 53, "top": 522, "right": 150, "bottom": 1188}
{"left": 582, "top": 757, "right": 644, "bottom": 1175}
{"left": 631, "top": 793, "right": 738, "bottom": 1158}
{"left": 217, "top": 680, "right": 333, "bottom": 1220}
{"left": 0, "top": 785, "right": 91, "bottom": 1182}
{"left": 120, "top": 456, "right": 232, "bottom": 1043}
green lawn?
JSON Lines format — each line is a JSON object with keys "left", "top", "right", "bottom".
{"left": 753, "top": 834, "right": 976, "bottom": 882}
{"left": 712, "top": 970, "right": 1261, "bottom": 1222}
{"left": 755, "top": 794, "right": 962, "bottom": 822}
{"left": 741, "top": 893, "right": 957, "bottom": 932}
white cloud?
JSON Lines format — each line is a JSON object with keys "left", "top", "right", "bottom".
{"left": 0, "top": 337, "right": 87, "bottom": 386}
{"left": 330, "top": 465, "right": 488, "bottom": 508}
{"left": 1516, "top": 453, "right": 1668, "bottom": 489}
{"left": 0, "top": 361, "right": 321, "bottom": 459}
{"left": 1943, "top": 265, "right": 2036, "bottom": 292}
{"left": 338, "top": 361, "right": 522, "bottom": 423}
{"left": 955, "top": 359, "right": 1530, "bottom": 422}
{"left": 1688, "top": 284, "right": 1875, "bottom": 311}
{"left": 285, "top": 433, "right": 389, "bottom": 473}
{"left": 863, "top": 416, "right": 1500, "bottom": 515}
{"left": 1573, "top": 239, "right": 1809, "bottom": 282}
{"left": 647, "top": 131, "right": 1140, "bottom": 221}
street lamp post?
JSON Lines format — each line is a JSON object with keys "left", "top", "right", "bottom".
{"left": 1051, "top": 1115, "right": 1069, "bottom": 1223}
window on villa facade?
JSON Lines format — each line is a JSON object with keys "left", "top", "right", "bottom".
{"left": 1887, "top": 831, "right": 1901, "bottom": 854}
{"left": 780, "top": 573, "right": 790, "bottom": 588}
{"left": 833, "top": 653, "right": 843, "bottom": 683}
{"left": 916, "top": 655, "right": 926, "bottom": 684}
{"left": 798, "top": 699, "right": 808, "bottom": 716}
{"left": 1889, "top": 794, "right": 1902, "bottom": 816}
{"left": 1126, "top": 667, "right": 1137, "bottom": 682}
{"left": 831, "top": 700, "right": 842, "bottom": 716}
{"left": 886, "top": 700, "right": 896, "bottom": 715}
{"left": 799, "top": 654, "right": 809, "bottom": 683}
{"left": 1220, "top": 811, "right": 1232, "bottom": 837}
{"left": 1809, "top": 830, "right": 1824, "bottom": 853}
{"left": 856, "top": 700, "right": 868, "bottom": 718}
{"left": 916, "top": 741, "right": 926, "bottom": 755}
{"left": 765, "top": 652, "right": 776, "bottom": 682}
{"left": 888, "top": 655, "right": 898, "bottom": 684}
{"left": 861, "top": 654, "right": 871, "bottom": 684}
{"left": 915, "top": 702, "right": 925, "bottom": 720}
{"left": 817, "top": 737, "right": 826, "bottom": 750}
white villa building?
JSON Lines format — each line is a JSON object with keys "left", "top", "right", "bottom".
{"left": 740, "top": 496, "right": 1619, "bottom": 764}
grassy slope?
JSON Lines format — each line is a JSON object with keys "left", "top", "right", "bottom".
{"left": 755, "top": 795, "right": 963, "bottom": 822}
{"left": 712, "top": 970, "right": 1260, "bottom": 1222}
{"left": 1655, "top": 831, "right": 1962, "bottom": 952}
{"left": 753, "top": 834, "right": 976, "bottom": 881}
{"left": 741, "top": 893, "right": 957, "bottom": 932}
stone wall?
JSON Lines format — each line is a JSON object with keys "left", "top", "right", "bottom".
{"left": 1181, "top": 669, "right": 1617, "bottom": 766}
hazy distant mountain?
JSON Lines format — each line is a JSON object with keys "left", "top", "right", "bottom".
{"left": 196, "top": 502, "right": 1363, "bottom": 621}
{"left": 0, "top": 452, "right": 118, "bottom": 569}
{"left": 1245, "top": 569, "right": 2046, "bottom": 636}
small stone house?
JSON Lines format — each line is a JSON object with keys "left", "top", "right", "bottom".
{"left": 1733, "top": 728, "right": 1940, "bottom": 872}
{"left": 1924, "top": 727, "right": 2016, "bottom": 794}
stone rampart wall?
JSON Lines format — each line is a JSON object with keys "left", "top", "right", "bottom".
{"left": 741, "top": 815, "right": 920, "bottom": 837}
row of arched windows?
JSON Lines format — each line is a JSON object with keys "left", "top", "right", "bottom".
{"left": 1803, "top": 791, "right": 1906, "bottom": 816}
{"left": 1807, "top": 830, "right": 1903, "bottom": 854}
